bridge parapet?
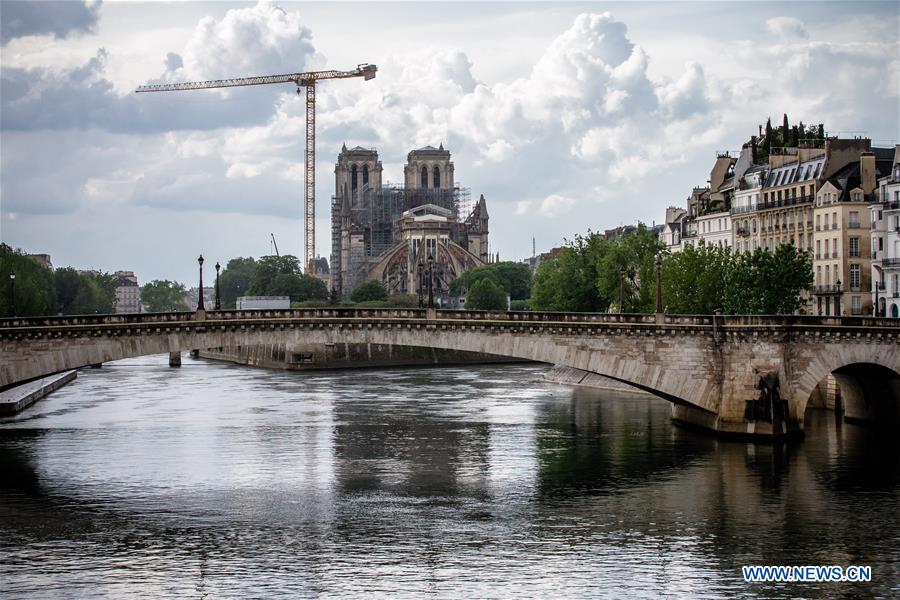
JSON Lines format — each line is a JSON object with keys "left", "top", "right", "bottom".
{"left": 1, "top": 309, "right": 899, "bottom": 331}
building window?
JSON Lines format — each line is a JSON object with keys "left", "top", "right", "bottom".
{"left": 363, "top": 164, "right": 369, "bottom": 188}
{"left": 849, "top": 211, "right": 859, "bottom": 228}
{"left": 850, "top": 264, "right": 860, "bottom": 291}
{"left": 421, "top": 165, "right": 428, "bottom": 188}
{"left": 433, "top": 165, "right": 441, "bottom": 189}
{"left": 851, "top": 296, "right": 861, "bottom": 315}
{"left": 832, "top": 211, "right": 838, "bottom": 228}
{"left": 849, "top": 237, "right": 859, "bottom": 257}
{"left": 825, "top": 264, "right": 830, "bottom": 284}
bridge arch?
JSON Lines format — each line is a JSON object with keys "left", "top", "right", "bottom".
{"left": 793, "top": 335, "right": 900, "bottom": 430}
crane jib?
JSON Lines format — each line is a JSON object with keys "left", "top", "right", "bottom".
{"left": 134, "top": 66, "right": 376, "bottom": 93}
{"left": 134, "top": 64, "right": 377, "bottom": 275}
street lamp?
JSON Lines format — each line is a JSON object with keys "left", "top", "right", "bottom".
{"left": 427, "top": 255, "right": 435, "bottom": 309}
{"left": 9, "top": 271, "right": 15, "bottom": 317}
{"left": 417, "top": 261, "right": 424, "bottom": 308}
{"left": 197, "top": 255, "right": 205, "bottom": 311}
{"left": 835, "top": 279, "right": 842, "bottom": 316}
{"left": 214, "top": 261, "right": 221, "bottom": 310}
{"left": 655, "top": 256, "right": 663, "bottom": 314}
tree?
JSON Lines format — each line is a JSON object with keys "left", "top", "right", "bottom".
{"left": 54, "top": 268, "right": 116, "bottom": 315}
{"left": 721, "top": 246, "right": 812, "bottom": 314}
{"left": 465, "top": 277, "right": 507, "bottom": 310}
{"left": 594, "top": 226, "right": 663, "bottom": 312}
{"left": 350, "top": 280, "right": 388, "bottom": 303}
{"left": 247, "top": 255, "right": 302, "bottom": 296}
{"left": 450, "top": 262, "right": 532, "bottom": 301}
{"left": 661, "top": 243, "right": 732, "bottom": 314}
{"left": 219, "top": 257, "right": 256, "bottom": 308}
{"left": 531, "top": 247, "right": 601, "bottom": 312}
{"left": 0, "top": 244, "right": 56, "bottom": 317}
{"left": 141, "top": 280, "right": 188, "bottom": 312}
{"left": 294, "top": 275, "right": 328, "bottom": 302}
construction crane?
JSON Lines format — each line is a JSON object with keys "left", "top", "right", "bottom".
{"left": 270, "top": 233, "right": 279, "bottom": 257}
{"left": 136, "top": 64, "right": 377, "bottom": 274}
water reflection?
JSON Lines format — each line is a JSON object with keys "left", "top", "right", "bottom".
{"left": 1, "top": 356, "right": 898, "bottom": 597}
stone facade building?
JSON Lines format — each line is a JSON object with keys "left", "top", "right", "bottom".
{"left": 113, "top": 271, "right": 141, "bottom": 314}
{"left": 870, "top": 145, "right": 900, "bottom": 317}
{"left": 330, "top": 144, "right": 489, "bottom": 303}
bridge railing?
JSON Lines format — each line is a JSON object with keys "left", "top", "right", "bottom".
{"left": 1, "top": 308, "right": 898, "bottom": 329}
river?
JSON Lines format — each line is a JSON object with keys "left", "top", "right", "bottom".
{"left": 1, "top": 355, "right": 898, "bottom": 598}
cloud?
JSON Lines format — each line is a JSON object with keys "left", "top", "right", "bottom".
{"left": 766, "top": 17, "right": 810, "bottom": 40}
{"left": 0, "top": 1, "right": 318, "bottom": 133}
{"left": 540, "top": 194, "right": 576, "bottom": 217}
{"left": 181, "top": 0, "right": 319, "bottom": 80}
{"left": 1, "top": 0, "right": 102, "bottom": 45}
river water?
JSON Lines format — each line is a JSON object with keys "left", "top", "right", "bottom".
{"left": 1, "top": 355, "right": 898, "bottom": 598}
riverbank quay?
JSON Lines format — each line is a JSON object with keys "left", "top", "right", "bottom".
{"left": 0, "top": 371, "right": 76, "bottom": 415}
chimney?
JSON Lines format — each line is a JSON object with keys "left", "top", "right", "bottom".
{"left": 751, "top": 136, "right": 758, "bottom": 164}
{"left": 860, "top": 152, "right": 875, "bottom": 195}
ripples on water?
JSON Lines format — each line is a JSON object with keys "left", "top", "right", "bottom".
{"left": 1, "top": 355, "right": 898, "bottom": 598}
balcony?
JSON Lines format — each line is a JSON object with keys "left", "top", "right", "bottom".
{"left": 832, "top": 252, "right": 839, "bottom": 258}
{"left": 736, "top": 226, "right": 750, "bottom": 237}
{"left": 831, "top": 223, "right": 839, "bottom": 230}
{"left": 848, "top": 222, "right": 862, "bottom": 229}
{"left": 807, "top": 221, "right": 813, "bottom": 229}
{"left": 809, "top": 285, "right": 843, "bottom": 295}
{"left": 883, "top": 257, "right": 900, "bottom": 267}
{"left": 815, "top": 225, "right": 821, "bottom": 231}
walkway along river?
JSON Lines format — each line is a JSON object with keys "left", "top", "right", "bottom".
{"left": 1, "top": 355, "right": 898, "bottom": 597}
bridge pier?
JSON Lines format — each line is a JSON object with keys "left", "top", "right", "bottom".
{"left": 169, "top": 352, "right": 181, "bottom": 367}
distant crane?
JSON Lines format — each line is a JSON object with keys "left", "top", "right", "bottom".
{"left": 136, "top": 64, "right": 378, "bottom": 274}
{"left": 270, "top": 233, "right": 279, "bottom": 257}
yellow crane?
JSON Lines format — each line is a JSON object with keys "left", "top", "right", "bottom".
{"left": 136, "top": 64, "right": 377, "bottom": 274}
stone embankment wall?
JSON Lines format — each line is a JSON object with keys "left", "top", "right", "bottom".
{"left": 542, "top": 365, "right": 651, "bottom": 396}
{"left": 201, "top": 342, "right": 527, "bottom": 371}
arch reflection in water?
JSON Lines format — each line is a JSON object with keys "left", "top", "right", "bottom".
{"left": 0, "top": 356, "right": 898, "bottom": 597}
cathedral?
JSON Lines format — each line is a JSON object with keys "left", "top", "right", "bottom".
{"left": 330, "top": 144, "right": 490, "bottom": 303}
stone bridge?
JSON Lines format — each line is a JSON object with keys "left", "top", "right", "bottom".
{"left": 1, "top": 309, "right": 898, "bottom": 438}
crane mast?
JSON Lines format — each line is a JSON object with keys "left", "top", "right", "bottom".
{"left": 136, "top": 64, "right": 377, "bottom": 274}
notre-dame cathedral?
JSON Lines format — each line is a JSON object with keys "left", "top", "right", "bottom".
{"left": 330, "top": 144, "right": 490, "bottom": 304}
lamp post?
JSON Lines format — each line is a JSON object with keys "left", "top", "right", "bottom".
{"left": 835, "top": 279, "right": 842, "bottom": 316}
{"left": 417, "top": 261, "right": 424, "bottom": 308}
{"left": 214, "top": 261, "right": 221, "bottom": 310}
{"left": 197, "top": 255, "right": 205, "bottom": 311}
{"left": 9, "top": 271, "right": 15, "bottom": 317}
{"left": 655, "top": 256, "right": 663, "bottom": 314}
{"left": 427, "top": 255, "right": 434, "bottom": 309}
{"left": 618, "top": 266, "right": 625, "bottom": 314}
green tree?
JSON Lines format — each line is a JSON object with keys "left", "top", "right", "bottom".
{"left": 219, "top": 257, "right": 256, "bottom": 308}
{"left": 350, "top": 280, "right": 388, "bottom": 303}
{"left": 718, "top": 246, "right": 812, "bottom": 315}
{"left": 661, "top": 243, "right": 732, "bottom": 314}
{"left": 594, "top": 226, "right": 663, "bottom": 312}
{"left": 54, "top": 268, "right": 115, "bottom": 315}
{"left": 0, "top": 244, "right": 56, "bottom": 317}
{"left": 450, "top": 262, "right": 532, "bottom": 300}
{"left": 465, "top": 277, "right": 508, "bottom": 310}
{"left": 141, "top": 280, "right": 188, "bottom": 312}
{"left": 248, "top": 255, "right": 302, "bottom": 296}
{"left": 531, "top": 247, "right": 601, "bottom": 312}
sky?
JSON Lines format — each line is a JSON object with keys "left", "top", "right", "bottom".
{"left": 1, "top": 0, "right": 898, "bottom": 284}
